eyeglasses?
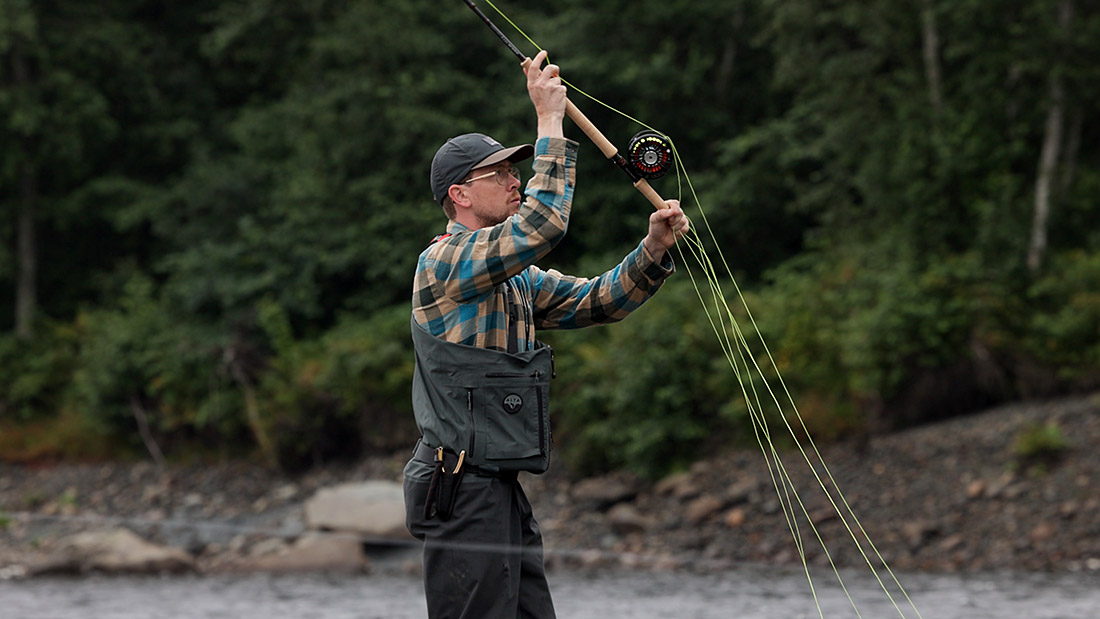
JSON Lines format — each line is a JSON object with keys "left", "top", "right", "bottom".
{"left": 463, "top": 166, "right": 521, "bottom": 186}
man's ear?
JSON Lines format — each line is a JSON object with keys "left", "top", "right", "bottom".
{"left": 448, "top": 184, "right": 473, "bottom": 209}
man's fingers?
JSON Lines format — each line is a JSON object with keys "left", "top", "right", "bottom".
{"left": 527, "top": 50, "right": 549, "bottom": 81}
{"left": 650, "top": 202, "right": 690, "bottom": 240}
{"left": 653, "top": 202, "right": 683, "bottom": 221}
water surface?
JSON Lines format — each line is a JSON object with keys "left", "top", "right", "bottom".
{"left": 2, "top": 565, "right": 1097, "bottom": 618}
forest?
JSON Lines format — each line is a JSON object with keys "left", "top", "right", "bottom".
{"left": 2, "top": 0, "right": 1098, "bottom": 478}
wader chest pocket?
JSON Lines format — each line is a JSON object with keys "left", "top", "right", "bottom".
{"left": 472, "top": 371, "right": 550, "bottom": 472}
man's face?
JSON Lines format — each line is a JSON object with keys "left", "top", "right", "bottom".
{"left": 462, "top": 162, "right": 523, "bottom": 228}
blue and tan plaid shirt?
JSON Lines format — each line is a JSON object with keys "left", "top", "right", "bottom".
{"left": 412, "top": 136, "right": 674, "bottom": 352}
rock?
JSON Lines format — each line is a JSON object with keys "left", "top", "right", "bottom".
{"left": 986, "top": 472, "right": 1016, "bottom": 499}
{"left": 966, "top": 480, "right": 985, "bottom": 500}
{"left": 274, "top": 484, "right": 299, "bottom": 501}
{"left": 1030, "top": 522, "right": 1055, "bottom": 544}
{"left": 248, "top": 537, "right": 289, "bottom": 558}
{"left": 238, "top": 532, "right": 369, "bottom": 573}
{"left": 901, "top": 520, "right": 940, "bottom": 550}
{"left": 1059, "top": 501, "right": 1079, "bottom": 518}
{"left": 723, "top": 507, "right": 747, "bottom": 528}
{"left": 761, "top": 499, "right": 781, "bottom": 515}
{"left": 304, "top": 481, "right": 410, "bottom": 539}
{"left": 689, "top": 461, "right": 711, "bottom": 476}
{"left": 939, "top": 533, "right": 966, "bottom": 552}
{"left": 606, "top": 503, "right": 653, "bottom": 534}
{"left": 654, "top": 472, "right": 698, "bottom": 500}
{"left": 723, "top": 477, "right": 759, "bottom": 505}
{"left": 571, "top": 475, "right": 638, "bottom": 509}
{"left": 809, "top": 509, "right": 838, "bottom": 525}
{"left": 685, "top": 495, "right": 724, "bottom": 524}
{"left": 34, "top": 528, "right": 194, "bottom": 575}
{"left": 0, "top": 565, "right": 27, "bottom": 580}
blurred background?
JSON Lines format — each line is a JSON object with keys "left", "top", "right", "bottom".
{"left": 1, "top": 0, "right": 1098, "bottom": 481}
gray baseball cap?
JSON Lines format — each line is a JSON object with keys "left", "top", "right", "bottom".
{"left": 430, "top": 133, "right": 533, "bottom": 204}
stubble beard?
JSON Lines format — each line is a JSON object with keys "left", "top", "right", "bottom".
{"left": 475, "top": 197, "right": 521, "bottom": 229}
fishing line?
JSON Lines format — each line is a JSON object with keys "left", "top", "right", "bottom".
{"left": 468, "top": 2, "right": 926, "bottom": 617}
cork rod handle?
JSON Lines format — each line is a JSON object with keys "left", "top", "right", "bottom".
{"left": 523, "top": 58, "right": 668, "bottom": 211}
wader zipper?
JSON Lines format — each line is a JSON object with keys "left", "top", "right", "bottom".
{"left": 535, "top": 370, "right": 546, "bottom": 456}
{"left": 466, "top": 387, "right": 475, "bottom": 454}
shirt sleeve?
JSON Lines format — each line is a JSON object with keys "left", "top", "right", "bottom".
{"left": 419, "top": 137, "right": 579, "bottom": 306}
{"left": 529, "top": 239, "right": 675, "bottom": 330}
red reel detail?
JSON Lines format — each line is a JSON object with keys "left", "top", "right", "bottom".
{"left": 627, "top": 131, "right": 674, "bottom": 179}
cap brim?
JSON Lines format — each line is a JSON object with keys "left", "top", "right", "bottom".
{"left": 472, "top": 144, "right": 534, "bottom": 170}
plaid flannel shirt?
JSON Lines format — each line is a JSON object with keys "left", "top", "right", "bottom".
{"left": 412, "top": 136, "right": 674, "bottom": 352}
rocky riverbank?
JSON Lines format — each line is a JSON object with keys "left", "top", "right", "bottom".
{"left": 1, "top": 392, "right": 1098, "bottom": 578}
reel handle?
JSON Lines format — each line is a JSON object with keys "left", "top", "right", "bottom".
{"left": 522, "top": 58, "right": 669, "bottom": 211}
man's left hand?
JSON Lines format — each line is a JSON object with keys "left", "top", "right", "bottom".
{"left": 643, "top": 200, "right": 690, "bottom": 260}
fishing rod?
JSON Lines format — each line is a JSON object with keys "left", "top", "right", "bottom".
{"left": 462, "top": 0, "right": 674, "bottom": 211}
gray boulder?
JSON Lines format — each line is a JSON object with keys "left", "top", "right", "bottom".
{"left": 34, "top": 528, "right": 194, "bottom": 575}
{"left": 304, "top": 481, "right": 411, "bottom": 540}
{"left": 239, "top": 532, "right": 369, "bottom": 573}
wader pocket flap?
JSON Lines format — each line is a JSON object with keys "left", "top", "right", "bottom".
{"left": 472, "top": 372, "right": 550, "bottom": 473}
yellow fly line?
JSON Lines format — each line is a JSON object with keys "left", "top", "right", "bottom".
{"left": 478, "top": 2, "right": 927, "bottom": 617}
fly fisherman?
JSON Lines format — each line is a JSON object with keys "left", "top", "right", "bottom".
{"left": 403, "top": 50, "right": 689, "bottom": 619}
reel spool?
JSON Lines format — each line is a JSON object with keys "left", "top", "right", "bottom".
{"left": 626, "top": 130, "right": 674, "bottom": 180}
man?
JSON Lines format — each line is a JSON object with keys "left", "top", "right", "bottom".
{"left": 403, "top": 50, "right": 689, "bottom": 619}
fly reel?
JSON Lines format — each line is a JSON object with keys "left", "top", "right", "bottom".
{"left": 626, "top": 130, "right": 674, "bottom": 180}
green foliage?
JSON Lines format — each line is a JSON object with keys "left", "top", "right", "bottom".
{"left": 1011, "top": 421, "right": 1068, "bottom": 475}
{"left": 1026, "top": 250, "right": 1100, "bottom": 377}
{"left": 2, "top": 0, "right": 1100, "bottom": 473}
{"left": 255, "top": 303, "right": 418, "bottom": 470}
{"left": 0, "top": 324, "right": 78, "bottom": 421}
{"left": 546, "top": 277, "right": 743, "bottom": 479}
{"left": 72, "top": 275, "right": 241, "bottom": 448}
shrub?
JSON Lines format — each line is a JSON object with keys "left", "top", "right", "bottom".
{"left": 1011, "top": 421, "right": 1069, "bottom": 475}
{"left": 72, "top": 275, "right": 244, "bottom": 458}
{"left": 255, "top": 302, "right": 418, "bottom": 471}
{"left": 0, "top": 324, "right": 79, "bottom": 422}
{"left": 546, "top": 277, "right": 746, "bottom": 479}
{"left": 1026, "top": 250, "right": 1100, "bottom": 381}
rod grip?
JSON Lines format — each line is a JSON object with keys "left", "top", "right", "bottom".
{"left": 633, "top": 178, "right": 670, "bottom": 211}
{"left": 564, "top": 99, "right": 618, "bottom": 160}
{"left": 521, "top": 57, "right": 668, "bottom": 211}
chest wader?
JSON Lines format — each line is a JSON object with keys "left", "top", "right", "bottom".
{"left": 410, "top": 317, "right": 554, "bottom": 520}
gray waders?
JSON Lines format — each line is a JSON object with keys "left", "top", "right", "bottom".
{"left": 404, "top": 317, "right": 557, "bottom": 619}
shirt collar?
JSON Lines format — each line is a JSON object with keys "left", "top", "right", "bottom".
{"left": 446, "top": 220, "right": 471, "bottom": 235}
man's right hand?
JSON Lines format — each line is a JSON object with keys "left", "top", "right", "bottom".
{"left": 525, "top": 50, "right": 566, "bottom": 138}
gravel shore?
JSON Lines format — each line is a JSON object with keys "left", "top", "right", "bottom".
{"left": 2, "top": 392, "right": 1098, "bottom": 576}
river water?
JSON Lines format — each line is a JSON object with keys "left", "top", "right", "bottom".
{"left": 2, "top": 563, "right": 1097, "bottom": 619}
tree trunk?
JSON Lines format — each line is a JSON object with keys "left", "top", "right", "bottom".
{"left": 1059, "top": 104, "right": 1082, "bottom": 197}
{"left": 226, "top": 346, "right": 278, "bottom": 469}
{"left": 11, "top": 35, "right": 37, "bottom": 340}
{"left": 15, "top": 166, "right": 37, "bottom": 340}
{"left": 920, "top": 0, "right": 944, "bottom": 118}
{"left": 1027, "top": 0, "right": 1073, "bottom": 275}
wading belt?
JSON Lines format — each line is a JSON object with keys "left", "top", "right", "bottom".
{"left": 415, "top": 439, "right": 516, "bottom": 521}
{"left": 414, "top": 439, "right": 518, "bottom": 480}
